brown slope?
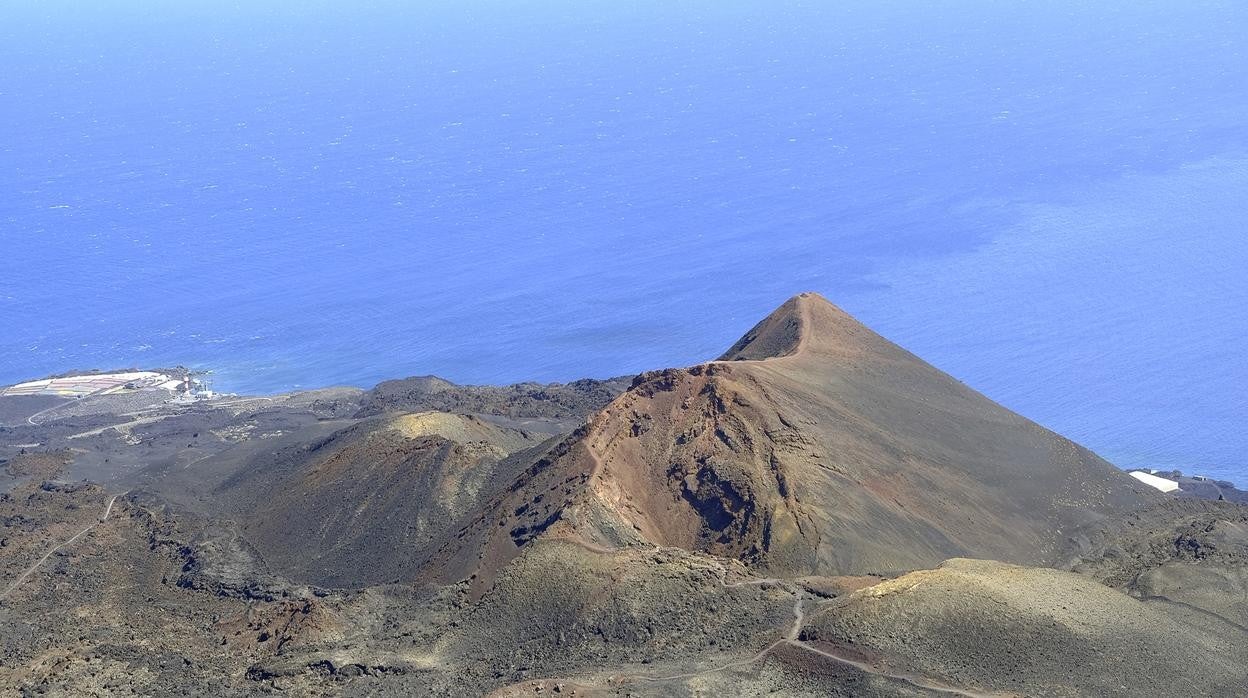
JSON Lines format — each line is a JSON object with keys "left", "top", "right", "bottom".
{"left": 796, "top": 558, "right": 1247, "bottom": 697}
{"left": 209, "top": 412, "right": 550, "bottom": 587}
{"left": 1069, "top": 498, "right": 1248, "bottom": 628}
{"left": 428, "top": 293, "right": 1158, "bottom": 591}
{"left": 716, "top": 294, "right": 806, "bottom": 361}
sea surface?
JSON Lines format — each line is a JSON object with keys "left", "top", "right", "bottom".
{"left": 2, "top": 1, "right": 1245, "bottom": 482}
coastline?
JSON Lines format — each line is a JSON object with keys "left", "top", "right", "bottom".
{"left": 1, "top": 365, "right": 1241, "bottom": 494}
{"left": 2, "top": 295, "right": 1245, "bottom": 696}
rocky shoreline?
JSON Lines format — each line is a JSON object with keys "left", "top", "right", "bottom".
{"left": 2, "top": 295, "right": 1245, "bottom": 696}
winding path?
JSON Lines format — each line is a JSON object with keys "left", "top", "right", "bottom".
{"left": 590, "top": 542, "right": 1010, "bottom": 697}
{"left": 23, "top": 384, "right": 128, "bottom": 427}
{"left": 67, "top": 415, "right": 168, "bottom": 440}
{"left": 0, "top": 493, "right": 125, "bottom": 603}
{"left": 26, "top": 397, "right": 80, "bottom": 427}
{"left": 635, "top": 580, "right": 1006, "bottom": 697}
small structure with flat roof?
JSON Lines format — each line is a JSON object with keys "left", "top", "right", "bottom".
{"left": 1128, "top": 470, "right": 1180, "bottom": 493}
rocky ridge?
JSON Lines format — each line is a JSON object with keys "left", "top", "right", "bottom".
{"left": 0, "top": 294, "right": 1243, "bottom": 696}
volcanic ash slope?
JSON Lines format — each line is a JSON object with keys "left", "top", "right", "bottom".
{"left": 798, "top": 558, "right": 1247, "bottom": 697}
{"left": 439, "top": 292, "right": 1159, "bottom": 590}
{"left": 9, "top": 293, "right": 1245, "bottom": 697}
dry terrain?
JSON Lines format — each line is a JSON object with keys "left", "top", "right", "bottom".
{"left": 2, "top": 294, "right": 1244, "bottom": 696}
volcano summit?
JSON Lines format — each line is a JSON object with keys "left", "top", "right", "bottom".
{"left": 1, "top": 295, "right": 1243, "bottom": 696}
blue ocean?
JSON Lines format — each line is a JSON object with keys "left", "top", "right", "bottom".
{"left": 2, "top": 1, "right": 1245, "bottom": 483}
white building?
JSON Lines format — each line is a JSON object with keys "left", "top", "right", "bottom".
{"left": 1129, "top": 470, "right": 1180, "bottom": 493}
